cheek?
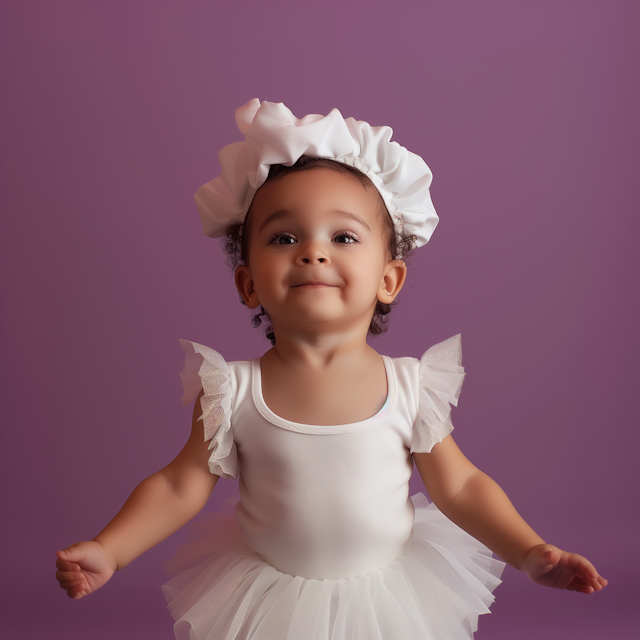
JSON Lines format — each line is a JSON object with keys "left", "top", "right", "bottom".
{"left": 252, "top": 254, "right": 285, "bottom": 292}
{"left": 345, "top": 255, "right": 384, "bottom": 293}
{"left": 354, "top": 246, "right": 387, "bottom": 279}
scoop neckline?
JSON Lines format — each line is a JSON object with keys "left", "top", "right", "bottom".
{"left": 251, "top": 355, "right": 397, "bottom": 434}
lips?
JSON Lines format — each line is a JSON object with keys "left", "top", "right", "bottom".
{"left": 292, "top": 282, "right": 336, "bottom": 288}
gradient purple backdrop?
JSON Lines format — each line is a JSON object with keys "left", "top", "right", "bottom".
{"left": 1, "top": 1, "right": 638, "bottom": 638}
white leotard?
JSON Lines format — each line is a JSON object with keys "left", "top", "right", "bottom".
{"left": 164, "top": 335, "right": 504, "bottom": 640}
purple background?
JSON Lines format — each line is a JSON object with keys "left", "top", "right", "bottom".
{"left": 1, "top": 1, "right": 638, "bottom": 638}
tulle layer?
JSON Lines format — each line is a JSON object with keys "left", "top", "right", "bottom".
{"left": 162, "top": 494, "right": 505, "bottom": 640}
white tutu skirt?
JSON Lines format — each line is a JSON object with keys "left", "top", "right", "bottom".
{"left": 162, "top": 494, "right": 505, "bottom": 640}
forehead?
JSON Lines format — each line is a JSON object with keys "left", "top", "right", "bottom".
{"left": 250, "top": 167, "right": 385, "bottom": 226}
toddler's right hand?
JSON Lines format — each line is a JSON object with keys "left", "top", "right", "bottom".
{"left": 55, "top": 541, "right": 116, "bottom": 599}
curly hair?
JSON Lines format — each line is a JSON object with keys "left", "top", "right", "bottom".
{"left": 223, "top": 157, "right": 416, "bottom": 345}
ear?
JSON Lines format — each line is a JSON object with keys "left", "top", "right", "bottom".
{"left": 377, "top": 260, "right": 407, "bottom": 303}
{"left": 235, "top": 265, "right": 261, "bottom": 309}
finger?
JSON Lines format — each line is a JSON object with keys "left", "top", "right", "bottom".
{"left": 589, "top": 574, "right": 607, "bottom": 591}
{"left": 57, "top": 547, "right": 89, "bottom": 566}
{"left": 559, "top": 553, "right": 591, "bottom": 577}
{"left": 66, "top": 581, "right": 90, "bottom": 598}
{"left": 567, "top": 573, "right": 607, "bottom": 594}
{"left": 570, "top": 584, "right": 595, "bottom": 594}
{"left": 56, "top": 569, "right": 82, "bottom": 582}
{"left": 570, "top": 556, "right": 606, "bottom": 589}
{"left": 526, "top": 544, "right": 561, "bottom": 577}
{"left": 543, "top": 546, "right": 561, "bottom": 565}
{"left": 56, "top": 558, "right": 81, "bottom": 572}
{"left": 566, "top": 577, "right": 590, "bottom": 592}
{"left": 59, "top": 579, "right": 85, "bottom": 590}
{"left": 57, "top": 548, "right": 80, "bottom": 562}
{"left": 562, "top": 572, "right": 592, "bottom": 593}
{"left": 584, "top": 565, "right": 607, "bottom": 587}
{"left": 564, "top": 553, "right": 598, "bottom": 576}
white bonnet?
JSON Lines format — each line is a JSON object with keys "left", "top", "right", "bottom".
{"left": 195, "top": 99, "right": 439, "bottom": 248}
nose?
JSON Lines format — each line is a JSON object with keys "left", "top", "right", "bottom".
{"left": 296, "top": 241, "right": 330, "bottom": 265}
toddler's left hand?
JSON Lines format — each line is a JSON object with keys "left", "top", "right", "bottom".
{"left": 522, "top": 544, "right": 607, "bottom": 594}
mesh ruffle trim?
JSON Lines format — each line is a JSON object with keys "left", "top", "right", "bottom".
{"left": 412, "top": 334, "right": 466, "bottom": 453}
{"left": 179, "top": 339, "right": 237, "bottom": 479}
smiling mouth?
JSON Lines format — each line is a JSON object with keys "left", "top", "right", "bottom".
{"left": 293, "top": 282, "right": 336, "bottom": 288}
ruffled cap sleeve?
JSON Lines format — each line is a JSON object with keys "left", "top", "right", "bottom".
{"left": 179, "top": 339, "right": 238, "bottom": 480}
{"left": 412, "top": 334, "right": 465, "bottom": 453}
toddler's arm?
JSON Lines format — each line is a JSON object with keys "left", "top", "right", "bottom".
{"left": 413, "top": 436, "right": 607, "bottom": 594}
{"left": 56, "top": 390, "right": 217, "bottom": 599}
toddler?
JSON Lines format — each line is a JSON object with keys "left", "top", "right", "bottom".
{"left": 56, "top": 99, "right": 606, "bottom": 640}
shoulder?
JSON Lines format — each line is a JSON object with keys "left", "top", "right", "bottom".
{"left": 389, "top": 355, "right": 420, "bottom": 375}
{"left": 226, "top": 360, "right": 253, "bottom": 413}
{"left": 388, "top": 355, "right": 421, "bottom": 403}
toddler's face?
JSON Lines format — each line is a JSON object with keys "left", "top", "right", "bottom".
{"left": 236, "top": 167, "right": 397, "bottom": 336}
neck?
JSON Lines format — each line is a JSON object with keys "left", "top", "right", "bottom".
{"left": 266, "top": 318, "right": 375, "bottom": 369}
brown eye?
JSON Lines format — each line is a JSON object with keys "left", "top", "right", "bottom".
{"left": 333, "top": 232, "right": 358, "bottom": 244}
{"left": 269, "top": 233, "right": 297, "bottom": 245}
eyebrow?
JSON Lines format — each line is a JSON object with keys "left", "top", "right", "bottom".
{"left": 258, "top": 209, "right": 371, "bottom": 233}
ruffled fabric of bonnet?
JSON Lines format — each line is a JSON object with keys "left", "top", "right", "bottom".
{"left": 193, "top": 99, "right": 440, "bottom": 255}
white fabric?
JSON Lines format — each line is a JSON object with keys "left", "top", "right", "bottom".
{"left": 164, "top": 336, "right": 504, "bottom": 639}
{"left": 179, "top": 339, "right": 237, "bottom": 479}
{"left": 194, "top": 99, "right": 439, "bottom": 248}
{"left": 412, "top": 334, "right": 465, "bottom": 453}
